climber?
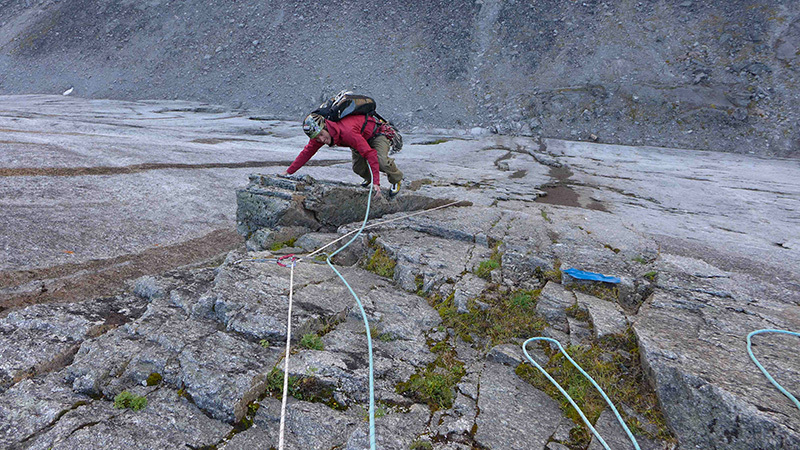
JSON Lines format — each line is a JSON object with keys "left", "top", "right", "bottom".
{"left": 281, "top": 113, "right": 403, "bottom": 199}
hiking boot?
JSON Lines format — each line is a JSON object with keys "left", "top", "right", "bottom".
{"left": 360, "top": 179, "right": 370, "bottom": 188}
{"left": 389, "top": 181, "right": 401, "bottom": 198}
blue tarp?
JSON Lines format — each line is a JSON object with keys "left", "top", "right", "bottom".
{"left": 563, "top": 268, "right": 621, "bottom": 284}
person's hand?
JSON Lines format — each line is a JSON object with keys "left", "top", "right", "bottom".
{"left": 373, "top": 187, "right": 383, "bottom": 200}
{"left": 280, "top": 170, "right": 289, "bottom": 177}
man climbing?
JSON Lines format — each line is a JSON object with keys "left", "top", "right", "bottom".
{"left": 282, "top": 113, "right": 403, "bottom": 199}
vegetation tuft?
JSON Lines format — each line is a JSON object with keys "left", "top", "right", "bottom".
{"left": 114, "top": 391, "right": 147, "bottom": 411}
{"left": 265, "top": 367, "right": 345, "bottom": 410}
{"left": 515, "top": 329, "right": 674, "bottom": 443}
{"left": 299, "top": 333, "right": 324, "bottom": 350}
{"left": 364, "top": 246, "right": 396, "bottom": 278}
{"left": 396, "top": 339, "right": 465, "bottom": 411}
{"left": 429, "top": 288, "right": 546, "bottom": 346}
{"left": 269, "top": 238, "right": 297, "bottom": 252}
{"left": 643, "top": 271, "right": 657, "bottom": 282}
{"left": 145, "top": 372, "right": 162, "bottom": 386}
{"left": 475, "top": 243, "right": 502, "bottom": 280}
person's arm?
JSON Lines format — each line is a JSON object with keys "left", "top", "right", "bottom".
{"left": 286, "top": 139, "right": 323, "bottom": 174}
{"left": 340, "top": 132, "right": 380, "bottom": 187}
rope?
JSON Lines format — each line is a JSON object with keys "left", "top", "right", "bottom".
{"left": 301, "top": 199, "right": 463, "bottom": 262}
{"left": 277, "top": 257, "right": 297, "bottom": 450}
{"left": 747, "top": 329, "right": 800, "bottom": 412}
{"left": 322, "top": 171, "right": 378, "bottom": 450}
{"left": 522, "top": 337, "right": 640, "bottom": 450}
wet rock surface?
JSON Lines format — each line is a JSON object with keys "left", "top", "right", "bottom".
{"left": 1, "top": 98, "right": 799, "bottom": 449}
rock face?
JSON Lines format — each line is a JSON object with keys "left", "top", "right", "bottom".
{"left": 2, "top": 102, "right": 800, "bottom": 449}
{"left": 1, "top": 1, "right": 800, "bottom": 156}
{"left": 236, "top": 173, "right": 456, "bottom": 251}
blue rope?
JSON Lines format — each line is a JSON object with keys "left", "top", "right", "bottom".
{"left": 747, "top": 329, "right": 800, "bottom": 412}
{"left": 522, "top": 337, "right": 640, "bottom": 450}
{"left": 325, "top": 172, "right": 377, "bottom": 450}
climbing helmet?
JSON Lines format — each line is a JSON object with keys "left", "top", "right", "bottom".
{"left": 303, "top": 113, "right": 326, "bottom": 139}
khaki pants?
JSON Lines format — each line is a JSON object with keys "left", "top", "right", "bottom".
{"left": 351, "top": 135, "right": 403, "bottom": 185}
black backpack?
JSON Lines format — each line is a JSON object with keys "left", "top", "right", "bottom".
{"left": 313, "top": 90, "right": 403, "bottom": 153}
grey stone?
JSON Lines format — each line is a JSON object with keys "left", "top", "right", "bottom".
{"left": 222, "top": 397, "right": 357, "bottom": 450}
{"left": 536, "top": 282, "right": 576, "bottom": 332}
{"left": 345, "top": 403, "right": 429, "bottom": 450}
{"left": 0, "top": 373, "right": 88, "bottom": 448}
{"left": 635, "top": 285, "right": 800, "bottom": 449}
{"left": 452, "top": 274, "right": 487, "bottom": 314}
{"left": 475, "top": 362, "right": 563, "bottom": 450}
{"left": 0, "top": 296, "right": 147, "bottom": 394}
{"left": 486, "top": 343, "right": 524, "bottom": 366}
{"left": 574, "top": 291, "right": 629, "bottom": 339}
{"left": 26, "top": 387, "right": 230, "bottom": 450}
{"left": 587, "top": 409, "right": 664, "bottom": 450}
{"left": 542, "top": 327, "right": 570, "bottom": 351}
{"left": 132, "top": 276, "right": 166, "bottom": 299}
{"left": 501, "top": 244, "right": 553, "bottom": 287}
{"left": 567, "top": 317, "right": 593, "bottom": 347}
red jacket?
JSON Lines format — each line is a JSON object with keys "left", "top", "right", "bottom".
{"left": 287, "top": 115, "right": 381, "bottom": 185}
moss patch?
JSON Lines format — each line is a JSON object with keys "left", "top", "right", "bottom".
{"left": 364, "top": 246, "right": 396, "bottom": 278}
{"left": 396, "top": 339, "right": 465, "bottom": 410}
{"left": 269, "top": 238, "right": 297, "bottom": 252}
{"left": 515, "top": 329, "right": 673, "bottom": 443}
{"left": 299, "top": 333, "right": 324, "bottom": 350}
{"left": 145, "top": 372, "right": 162, "bottom": 386}
{"left": 113, "top": 390, "right": 147, "bottom": 411}
{"left": 475, "top": 244, "right": 502, "bottom": 280}
{"left": 264, "top": 367, "right": 345, "bottom": 410}
{"left": 430, "top": 288, "right": 546, "bottom": 346}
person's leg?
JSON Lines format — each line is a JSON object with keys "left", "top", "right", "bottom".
{"left": 351, "top": 149, "right": 372, "bottom": 183}
{"left": 368, "top": 135, "right": 403, "bottom": 184}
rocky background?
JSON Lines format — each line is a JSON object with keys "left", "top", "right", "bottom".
{"left": 1, "top": 96, "right": 799, "bottom": 449}
{"left": 1, "top": 0, "right": 799, "bottom": 156}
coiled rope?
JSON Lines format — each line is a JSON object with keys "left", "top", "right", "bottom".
{"left": 747, "top": 329, "right": 800, "bottom": 412}
{"left": 522, "top": 337, "right": 640, "bottom": 450}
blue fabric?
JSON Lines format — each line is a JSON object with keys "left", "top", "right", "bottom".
{"left": 563, "top": 268, "right": 621, "bottom": 284}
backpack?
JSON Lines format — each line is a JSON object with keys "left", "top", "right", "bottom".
{"left": 313, "top": 90, "right": 403, "bottom": 154}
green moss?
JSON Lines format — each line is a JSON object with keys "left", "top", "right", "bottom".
{"left": 631, "top": 256, "right": 648, "bottom": 264}
{"left": 515, "top": 329, "right": 674, "bottom": 443}
{"left": 643, "top": 271, "right": 657, "bottom": 282}
{"left": 300, "top": 333, "right": 324, "bottom": 350}
{"left": 265, "top": 367, "right": 345, "bottom": 410}
{"left": 475, "top": 259, "right": 500, "bottom": 279}
{"left": 475, "top": 244, "right": 503, "bottom": 280}
{"left": 566, "top": 282, "right": 619, "bottom": 303}
{"left": 114, "top": 391, "right": 147, "bottom": 411}
{"left": 541, "top": 209, "right": 552, "bottom": 223}
{"left": 430, "top": 289, "right": 546, "bottom": 346}
{"left": 145, "top": 372, "right": 162, "bottom": 386}
{"left": 603, "top": 244, "right": 621, "bottom": 254}
{"left": 269, "top": 238, "right": 297, "bottom": 252}
{"left": 396, "top": 340, "right": 465, "bottom": 410}
{"left": 541, "top": 259, "right": 563, "bottom": 284}
{"left": 410, "top": 440, "right": 434, "bottom": 450}
{"left": 565, "top": 304, "right": 590, "bottom": 323}
{"left": 364, "top": 247, "right": 396, "bottom": 278}
{"left": 259, "top": 339, "right": 270, "bottom": 348}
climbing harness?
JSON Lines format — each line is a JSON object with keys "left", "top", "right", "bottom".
{"left": 747, "top": 329, "right": 800, "bottom": 412}
{"left": 522, "top": 337, "right": 641, "bottom": 450}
